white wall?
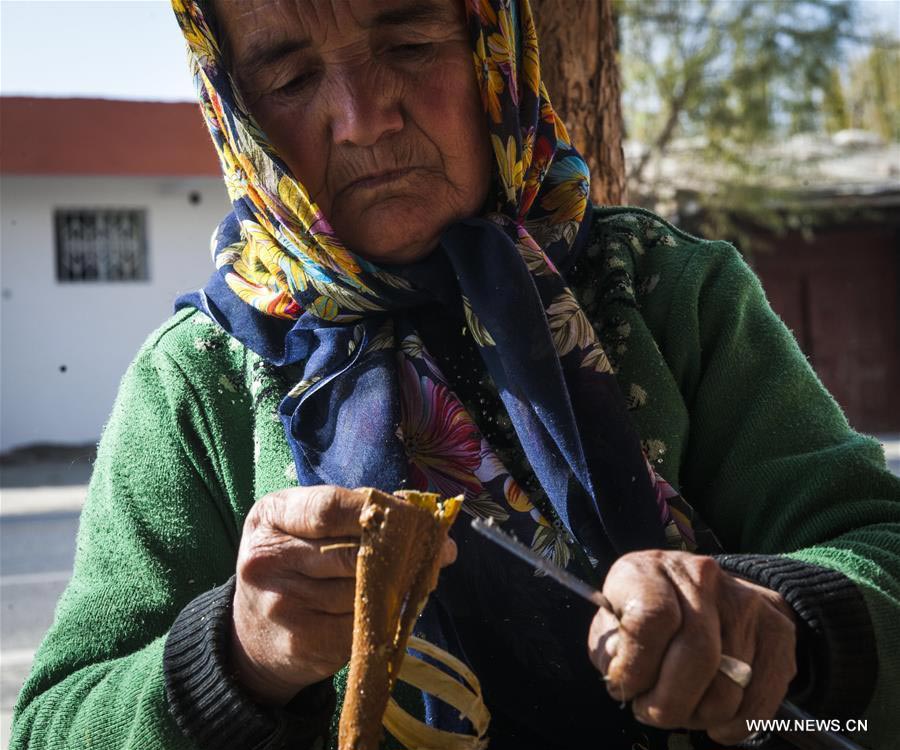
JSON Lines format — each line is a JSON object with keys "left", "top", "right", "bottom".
{"left": 0, "top": 175, "right": 232, "bottom": 452}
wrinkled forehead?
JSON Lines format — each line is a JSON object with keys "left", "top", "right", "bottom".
{"left": 211, "top": 0, "right": 461, "bottom": 25}
{"left": 207, "top": 0, "right": 466, "bottom": 53}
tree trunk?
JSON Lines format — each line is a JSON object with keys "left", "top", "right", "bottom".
{"left": 531, "top": 0, "right": 627, "bottom": 205}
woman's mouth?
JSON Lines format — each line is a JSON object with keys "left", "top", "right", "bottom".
{"left": 347, "top": 168, "right": 417, "bottom": 191}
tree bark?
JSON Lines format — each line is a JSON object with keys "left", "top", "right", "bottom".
{"left": 531, "top": 0, "right": 627, "bottom": 205}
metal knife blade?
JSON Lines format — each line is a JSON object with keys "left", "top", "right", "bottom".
{"left": 470, "top": 516, "right": 610, "bottom": 609}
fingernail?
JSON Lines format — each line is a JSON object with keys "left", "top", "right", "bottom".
{"left": 598, "top": 631, "right": 620, "bottom": 681}
{"left": 437, "top": 539, "right": 456, "bottom": 567}
{"left": 604, "top": 632, "right": 620, "bottom": 661}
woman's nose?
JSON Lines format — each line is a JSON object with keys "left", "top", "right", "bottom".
{"left": 328, "top": 68, "right": 404, "bottom": 147}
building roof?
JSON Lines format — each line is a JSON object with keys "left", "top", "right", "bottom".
{"left": 0, "top": 97, "right": 220, "bottom": 176}
{"left": 626, "top": 130, "right": 900, "bottom": 209}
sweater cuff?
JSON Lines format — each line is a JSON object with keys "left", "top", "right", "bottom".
{"left": 163, "top": 576, "right": 336, "bottom": 750}
{"left": 715, "top": 554, "right": 877, "bottom": 719}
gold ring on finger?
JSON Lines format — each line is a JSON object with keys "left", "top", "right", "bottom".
{"left": 718, "top": 654, "right": 752, "bottom": 689}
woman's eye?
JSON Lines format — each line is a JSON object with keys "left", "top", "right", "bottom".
{"left": 275, "top": 71, "right": 317, "bottom": 96}
{"left": 389, "top": 42, "right": 435, "bottom": 60}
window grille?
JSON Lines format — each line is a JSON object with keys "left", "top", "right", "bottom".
{"left": 54, "top": 209, "right": 148, "bottom": 282}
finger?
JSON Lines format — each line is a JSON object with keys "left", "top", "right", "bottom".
{"left": 264, "top": 574, "right": 357, "bottom": 617}
{"left": 587, "top": 607, "right": 621, "bottom": 681}
{"left": 709, "top": 725, "right": 762, "bottom": 748}
{"left": 262, "top": 485, "right": 371, "bottom": 539}
{"left": 707, "top": 611, "right": 796, "bottom": 745}
{"left": 632, "top": 560, "right": 722, "bottom": 728}
{"left": 689, "top": 581, "right": 759, "bottom": 729}
{"left": 707, "top": 665, "right": 784, "bottom": 746}
{"left": 439, "top": 537, "right": 458, "bottom": 568}
{"left": 631, "top": 606, "right": 721, "bottom": 728}
{"left": 687, "top": 669, "right": 747, "bottom": 730}
{"left": 267, "top": 531, "right": 454, "bottom": 574}
{"left": 601, "top": 553, "right": 683, "bottom": 701}
{"left": 242, "top": 534, "right": 361, "bottom": 580}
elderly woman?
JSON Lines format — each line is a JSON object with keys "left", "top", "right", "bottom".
{"left": 12, "top": 1, "right": 900, "bottom": 749}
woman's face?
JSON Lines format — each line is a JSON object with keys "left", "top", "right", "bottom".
{"left": 213, "top": 0, "right": 493, "bottom": 264}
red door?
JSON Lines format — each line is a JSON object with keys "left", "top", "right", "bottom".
{"left": 752, "top": 226, "right": 900, "bottom": 433}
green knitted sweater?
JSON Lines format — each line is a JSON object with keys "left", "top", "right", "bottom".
{"left": 12, "top": 208, "right": 900, "bottom": 749}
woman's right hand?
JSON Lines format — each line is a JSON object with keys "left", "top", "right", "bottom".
{"left": 230, "top": 485, "right": 457, "bottom": 706}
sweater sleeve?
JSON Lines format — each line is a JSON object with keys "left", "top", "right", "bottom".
{"left": 9, "top": 323, "right": 330, "bottom": 749}
{"left": 672, "top": 242, "right": 900, "bottom": 749}
{"left": 163, "top": 576, "right": 336, "bottom": 749}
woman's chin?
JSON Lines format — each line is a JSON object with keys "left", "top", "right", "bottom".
{"left": 355, "top": 234, "right": 441, "bottom": 265}
{"left": 335, "top": 197, "right": 455, "bottom": 264}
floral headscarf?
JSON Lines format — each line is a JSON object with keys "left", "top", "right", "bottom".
{"left": 173, "top": 0, "right": 709, "bottom": 739}
{"left": 172, "top": 0, "right": 590, "bottom": 318}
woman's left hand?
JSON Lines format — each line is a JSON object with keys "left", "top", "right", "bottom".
{"left": 587, "top": 550, "right": 798, "bottom": 745}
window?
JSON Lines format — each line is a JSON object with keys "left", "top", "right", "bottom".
{"left": 54, "top": 209, "right": 148, "bottom": 282}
